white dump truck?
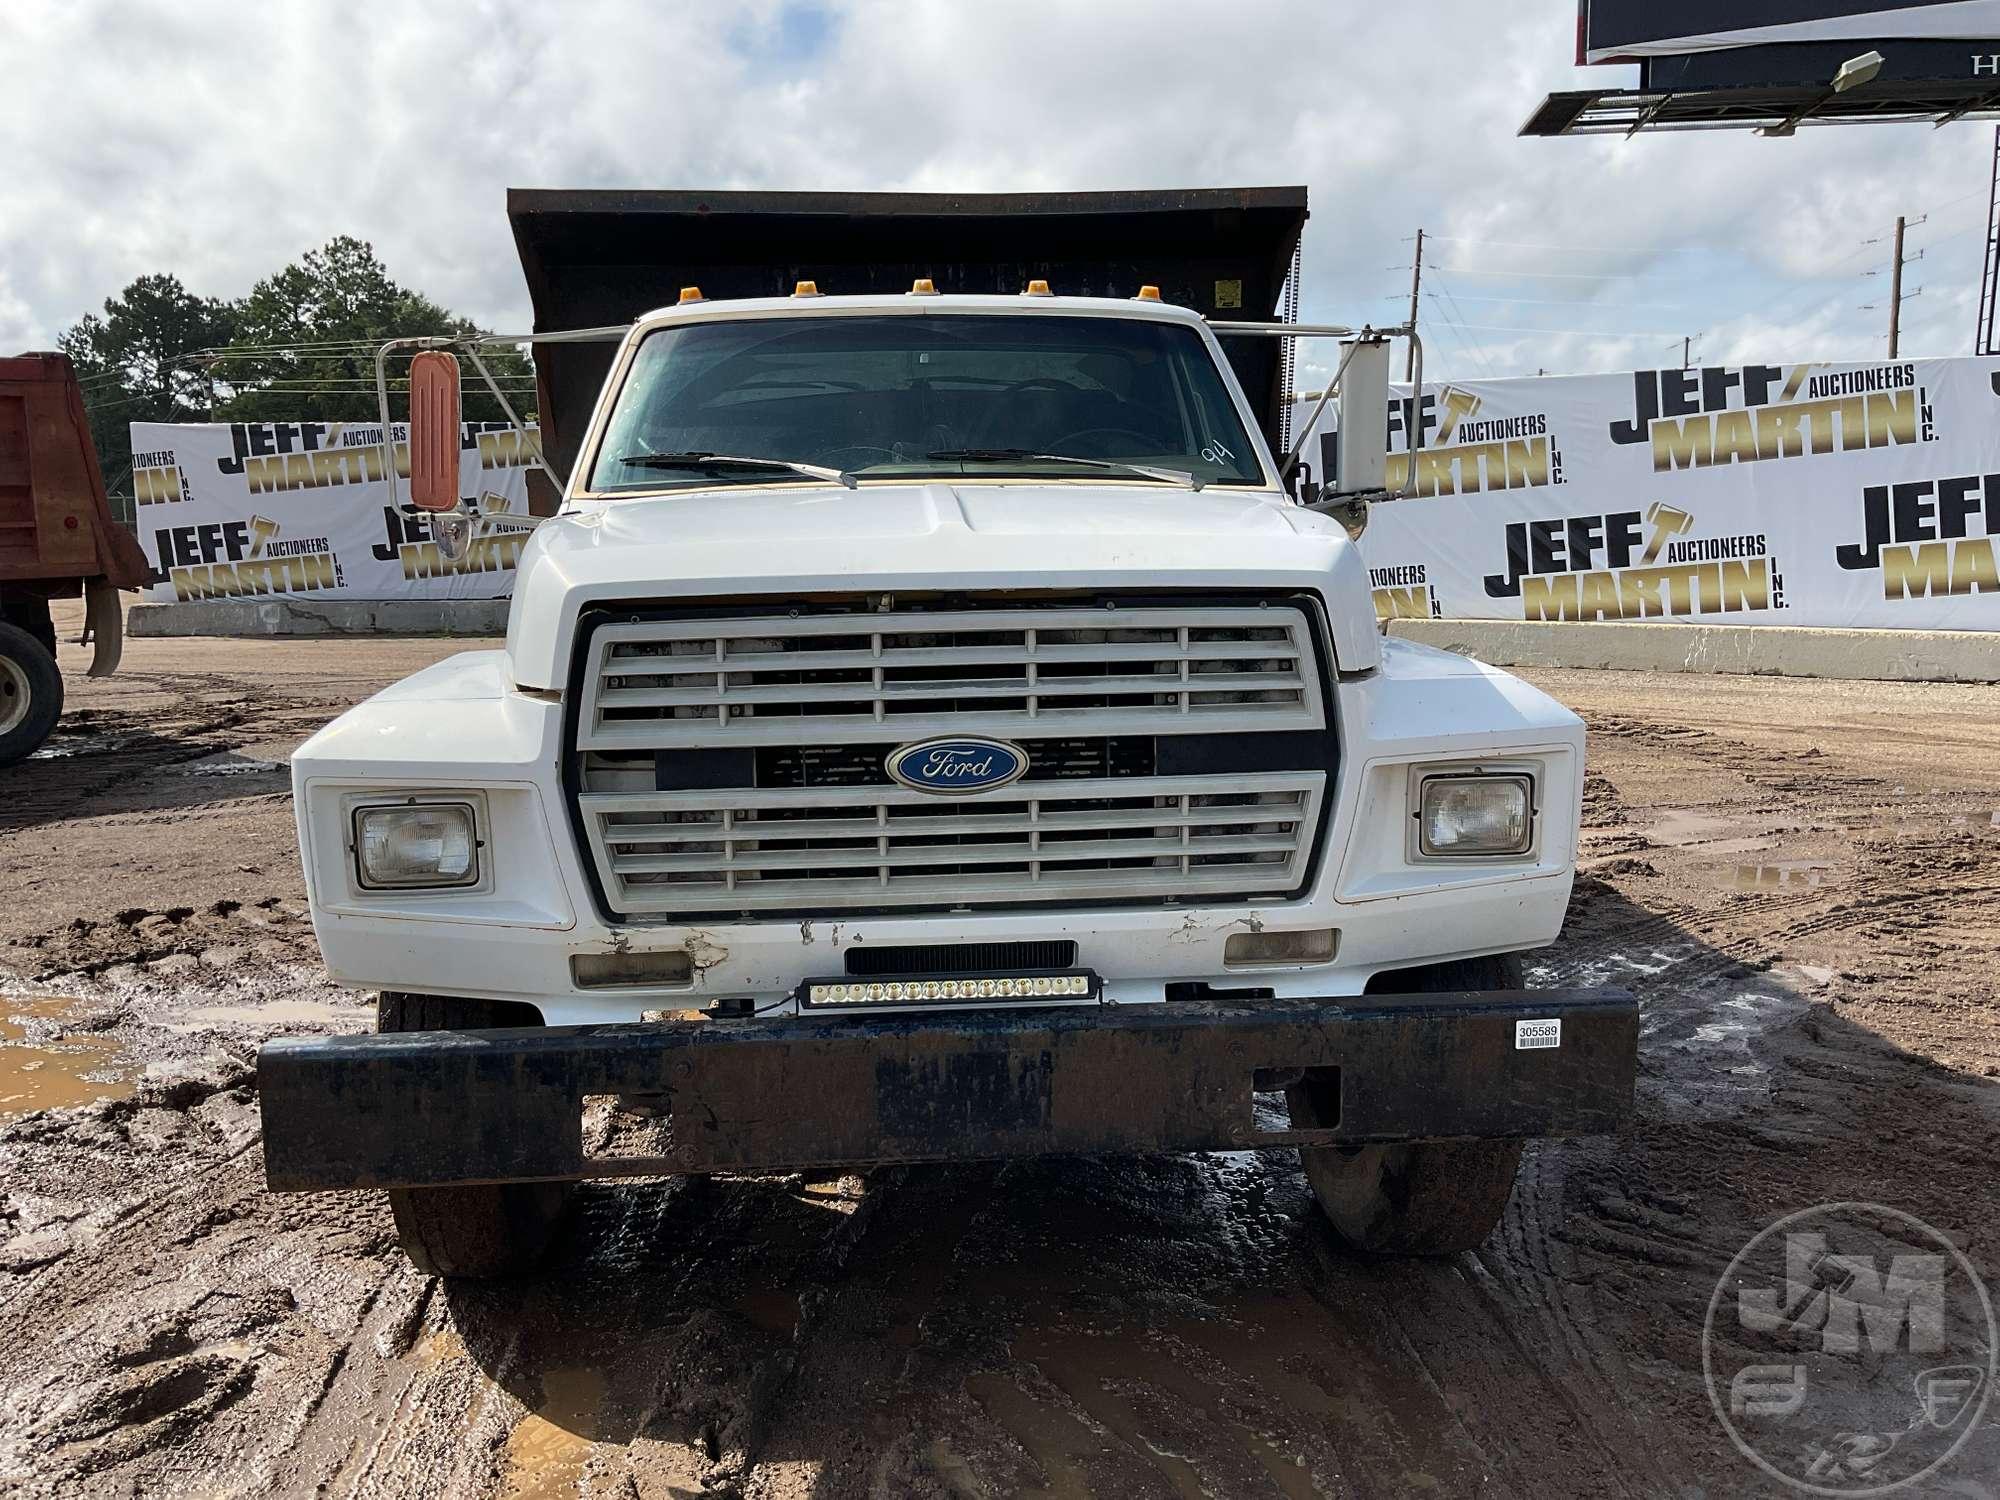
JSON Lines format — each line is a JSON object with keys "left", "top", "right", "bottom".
{"left": 259, "top": 189, "right": 1634, "bottom": 1278}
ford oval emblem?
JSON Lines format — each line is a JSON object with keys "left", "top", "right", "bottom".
{"left": 885, "top": 736, "right": 1029, "bottom": 795}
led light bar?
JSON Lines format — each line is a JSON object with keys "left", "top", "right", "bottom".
{"left": 800, "top": 972, "right": 1100, "bottom": 1009}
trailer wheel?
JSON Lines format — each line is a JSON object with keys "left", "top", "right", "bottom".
{"left": 377, "top": 992, "right": 573, "bottom": 1279}
{"left": 0, "top": 621, "right": 63, "bottom": 767}
{"left": 1288, "top": 953, "right": 1527, "bottom": 1256}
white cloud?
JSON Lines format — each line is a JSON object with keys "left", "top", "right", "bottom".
{"left": 1, "top": 0, "right": 1992, "bottom": 379}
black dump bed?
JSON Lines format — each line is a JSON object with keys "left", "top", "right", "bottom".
{"left": 506, "top": 187, "right": 1308, "bottom": 481}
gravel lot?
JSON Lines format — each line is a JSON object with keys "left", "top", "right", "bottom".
{"left": 2, "top": 613, "right": 1997, "bottom": 1498}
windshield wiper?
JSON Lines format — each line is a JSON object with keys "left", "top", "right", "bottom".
{"left": 926, "top": 449, "right": 1202, "bottom": 491}
{"left": 616, "top": 451, "right": 857, "bottom": 489}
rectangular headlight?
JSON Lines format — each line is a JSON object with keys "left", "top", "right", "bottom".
{"left": 1417, "top": 773, "right": 1533, "bottom": 856}
{"left": 352, "top": 802, "right": 479, "bottom": 889}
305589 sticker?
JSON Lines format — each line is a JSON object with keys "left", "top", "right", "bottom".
{"left": 1515, "top": 1018, "right": 1562, "bottom": 1050}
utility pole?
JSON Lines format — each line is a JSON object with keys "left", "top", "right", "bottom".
{"left": 1682, "top": 336, "right": 1691, "bottom": 370}
{"left": 1975, "top": 125, "right": 2000, "bottom": 354}
{"left": 1888, "top": 215, "right": 1906, "bottom": 359}
{"left": 1405, "top": 227, "right": 1423, "bottom": 380}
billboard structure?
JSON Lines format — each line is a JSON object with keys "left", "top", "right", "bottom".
{"left": 1298, "top": 354, "right": 2000, "bottom": 633}
{"left": 1524, "top": 1, "right": 2000, "bottom": 135}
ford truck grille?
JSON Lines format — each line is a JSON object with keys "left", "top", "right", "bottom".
{"left": 569, "top": 598, "right": 1332, "bottom": 918}
{"left": 576, "top": 605, "right": 1323, "bottom": 749}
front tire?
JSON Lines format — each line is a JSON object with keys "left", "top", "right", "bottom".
{"left": 377, "top": 992, "right": 572, "bottom": 1279}
{"left": 1288, "top": 953, "right": 1527, "bottom": 1256}
{"left": 0, "top": 620, "right": 62, "bottom": 766}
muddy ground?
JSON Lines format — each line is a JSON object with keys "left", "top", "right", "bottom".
{"left": 2, "top": 614, "right": 1997, "bottom": 1498}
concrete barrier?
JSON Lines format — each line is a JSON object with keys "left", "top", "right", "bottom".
{"left": 1386, "top": 618, "right": 2000, "bottom": 685}
{"left": 128, "top": 598, "right": 509, "bottom": 638}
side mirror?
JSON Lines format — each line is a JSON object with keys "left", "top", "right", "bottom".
{"left": 1334, "top": 338, "right": 1390, "bottom": 495}
{"left": 407, "top": 350, "right": 462, "bottom": 511}
{"left": 432, "top": 511, "right": 474, "bottom": 562}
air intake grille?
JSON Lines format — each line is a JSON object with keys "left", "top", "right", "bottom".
{"left": 577, "top": 605, "right": 1323, "bottom": 750}
{"left": 578, "top": 773, "right": 1323, "bottom": 915}
{"left": 569, "top": 596, "right": 1332, "bottom": 919}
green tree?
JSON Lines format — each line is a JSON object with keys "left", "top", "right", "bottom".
{"left": 215, "top": 236, "right": 535, "bottom": 426}
{"left": 59, "top": 273, "right": 236, "bottom": 488}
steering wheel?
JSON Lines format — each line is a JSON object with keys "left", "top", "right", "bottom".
{"left": 971, "top": 379, "right": 1080, "bottom": 445}
{"left": 1045, "top": 427, "right": 1166, "bottom": 458}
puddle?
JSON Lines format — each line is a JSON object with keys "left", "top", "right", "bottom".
{"left": 1690, "top": 990, "right": 1800, "bottom": 1054}
{"left": 1566, "top": 942, "right": 1697, "bottom": 990}
{"left": 27, "top": 734, "right": 143, "bottom": 761}
{"left": 185, "top": 751, "right": 283, "bottom": 778}
{"left": 1730, "top": 861, "right": 1840, "bottom": 892}
{"left": 498, "top": 1366, "right": 608, "bottom": 1500}
{"left": 1637, "top": 807, "right": 1781, "bottom": 854}
{"left": 411, "top": 1328, "right": 465, "bottom": 1370}
{"left": 0, "top": 997, "right": 135, "bottom": 1117}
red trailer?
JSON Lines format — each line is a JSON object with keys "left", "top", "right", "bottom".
{"left": 0, "top": 352, "right": 150, "bottom": 763}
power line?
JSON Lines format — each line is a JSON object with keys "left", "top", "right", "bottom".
{"left": 1427, "top": 277, "right": 1499, "bottom": 378}
{"left": 1444, "top": 321, "right": 1694, "bottom": 338}
{"left": 1418, "top": 234, "right": 1707, "bottom": 255}
{"left": 1416, "top": 295, "right": 1492, "bottom": 379}
{"left": 1420, "top": 276, "right": 1498, "bottom": 379}
{"left": 1393, "top": 290, "right": 1690, "bottom": 310}
{"left": 1426, "top": 264, "right": 1702, "bottom": 283}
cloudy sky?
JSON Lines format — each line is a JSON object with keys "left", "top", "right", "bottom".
{"left": 3, "top": 0, "right": 1995, "bottom": 385}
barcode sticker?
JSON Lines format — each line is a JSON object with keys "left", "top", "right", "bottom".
{"left": 1515, "top": 1018, "right": 1562, "bottom": 1050}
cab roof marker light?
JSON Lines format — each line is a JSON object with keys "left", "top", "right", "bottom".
{"left": 909, "top": 278, "right": 938, "bottom": 295}
{"left": 793, "top": 280, "right": 821, "bottom": 297}
{"left": 677, "top": 286, "right": 705, "bottom": 304}
{"left": 1023, "top": 279, "right": 1053, "bottom": 297}
{"left": 1135, "top": 284, "right": 1163, "bottom": 301}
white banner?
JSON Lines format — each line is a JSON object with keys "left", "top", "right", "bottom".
{"left": 131, "top": 420, "right": 539, "bottom": 603}
{"left": 1297, "top": 355, "right": 2000, "bottom": 632}
{"left": 134, "top": 359, "right": 2000, "bottom": 629}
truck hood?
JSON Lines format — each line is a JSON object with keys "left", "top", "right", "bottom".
{"left": 504, "top": 481, "right": 1381, "bottom": 689}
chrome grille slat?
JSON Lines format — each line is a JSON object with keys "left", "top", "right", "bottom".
{"left": 596, "top": 670, "right": 1304, "bottom": 711}
{"left": 579, "top": 771, "right": 1325, "bottom": 915}
{"left": 599, "top": 640, "right": 1306, "bottom": 676}
{"left": 608, "top": 833, "right": 1302, "bottom": 877}
{"left": 578, "top": 604, "right": 1323, "bottom": 749}
{"left": 599, "top": 803, "right": 1291, "bottom": 845}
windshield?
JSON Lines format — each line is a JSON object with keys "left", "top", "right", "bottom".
{"left": 588, "top": 314, "right": 1267, "bottom": 492}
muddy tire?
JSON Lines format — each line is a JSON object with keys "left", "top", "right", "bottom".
{"left": 1288, "top": 953, "right": 1527, "bottom": 1256}
{"left": 0, "top": 620, "right": 63, "bottom": 767}
{"left": 377, "top": 992, "right": 572, "bottom": 1279}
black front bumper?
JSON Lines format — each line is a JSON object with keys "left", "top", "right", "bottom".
{"left": 259, "top": 989, "right": 1638, "bottom": 1191}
